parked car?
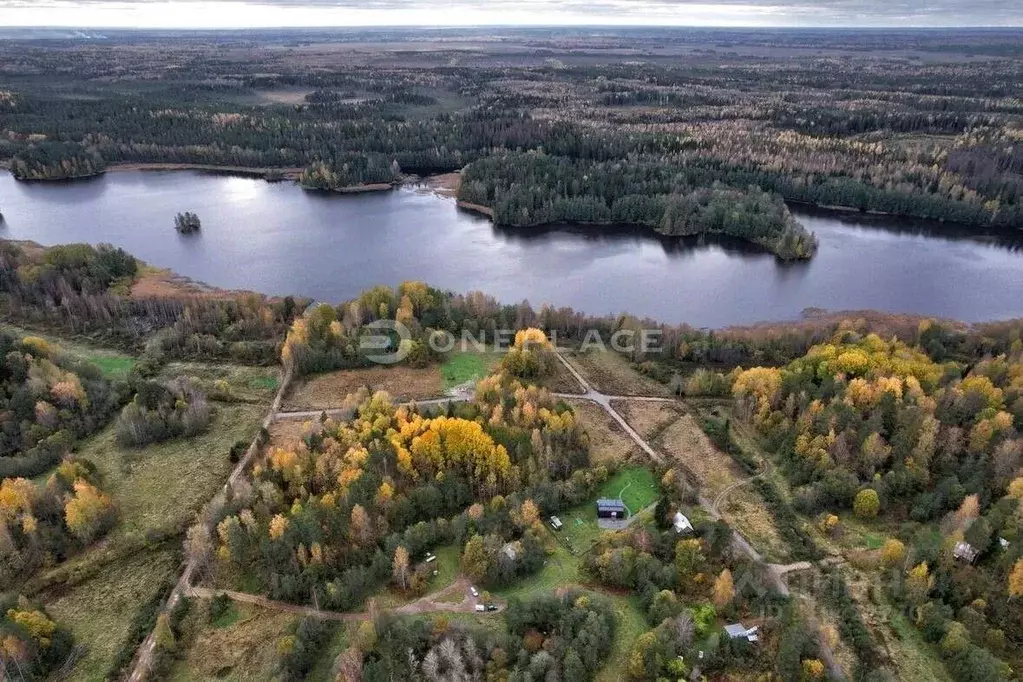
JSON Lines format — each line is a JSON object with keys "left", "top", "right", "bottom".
{"left": 485, "top": 604, "right": 498, "bottom": 612}
{"left": 470, "top": 586, "right": 479, "bottom": 597}
{"left": 475, "top": 604, "right": 485, "bottom": 612}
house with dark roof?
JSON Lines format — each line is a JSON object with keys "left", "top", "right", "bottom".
{"left": 596, "top": 498, "right": 626, "bottom": 519}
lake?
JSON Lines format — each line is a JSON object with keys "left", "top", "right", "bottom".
{"left": 1, "top": 170, "right": 1022, "bottom": 328}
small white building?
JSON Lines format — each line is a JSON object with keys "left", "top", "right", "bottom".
{"left": 550, "top": 516, "right": 564, "bottom": 530}
{"left": 673, "top": 512, "right": 694, "bottom": 534}
{"left": 724, "top": 623, "right": 759, "bottom": 643}
{"left": 953, "top": 541, "right": 980, "bottom": 564}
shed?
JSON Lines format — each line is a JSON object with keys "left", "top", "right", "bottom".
{"left": 724, "top": 623, "right": 759, "bottom": 643}
{"left": 953, "top": 541, "right": 980, "bottom": 564}
{"left": 673, "top": 512, "right": 694, "bottom": 534}
{"left": 596, "top": 498, "right": 626, "bottom": 519}
{"left": 549, "top": 516, "right": 564, "bottom": 531}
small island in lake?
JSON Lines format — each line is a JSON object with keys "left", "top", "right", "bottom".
{"left": 174, "top": 211, "right": 202, "bottom": 234}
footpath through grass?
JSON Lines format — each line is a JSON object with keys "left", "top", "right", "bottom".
{"left": 597, "top": 466, "right": 659, "bottom": 514}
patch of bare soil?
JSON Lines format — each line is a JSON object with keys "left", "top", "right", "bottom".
{"left": 283, "top": 365, "right": 444, "bottom": 410}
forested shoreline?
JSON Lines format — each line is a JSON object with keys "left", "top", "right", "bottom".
{"left": 0, "top": 28, "right": 1019, "bottom": 234}
{"left": 458, "top": 152, "right": 819, "bottom": 259}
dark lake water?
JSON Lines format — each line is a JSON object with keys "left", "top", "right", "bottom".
{"left": 2, "top": 170, "right": 1022, "bottom": 327}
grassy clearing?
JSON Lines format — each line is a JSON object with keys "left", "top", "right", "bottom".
{"left": 43, "top": 547, "right": 181, "bottom": 682}
{"left": 495, "top": 541, "right": 581, "bottom": 602}
{"left": 370, "top": 543, "right": 462, "bottom": 609}
{"left": 598, "top": 466, "right": 659, "bottom": 514}
{"left": 597, "top": 594, "right": 649, "bottom": 682}
{"left": 159, "top": 361, "right": 280, "bottom": 403}
{"left": 268, "top": 419, "right": 312, "bottom": 449}
{"left": 167, "top": 602, "right": 296, "bottom": 681}
{"left": 440, "top": 351, "right": 501, "bottom": 390}
{"left": 565, "top": 350, "right": 669, "bottom": 396}
{"left": 284, "top": 365, "right": 444, "bottom": 410}
{"left": 557, "top": 503, "right": 604, "bottom": 555}
{"left": 76, "top": 403, "right": 265, "bottom": 539}
{"left": 1, "top": 322, "right": 136, "bottom": 378}
{"left": 568, "top": 399, "right": 638, "bottom": 464}
{"left": 885, "top": 605, "right": 954, "bottom": 682}
{"left": 539, "top": 358, "right": 587, "bottom": 394}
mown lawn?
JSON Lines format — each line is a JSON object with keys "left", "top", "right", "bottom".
{"left": 440, "top": 350, "right": 501, "bottom": 391}
{"left": 495, "top": 541, "right": 582, "bottom": 602}
{"left": 597, "top": 466, "right": 659, "bottom": 515}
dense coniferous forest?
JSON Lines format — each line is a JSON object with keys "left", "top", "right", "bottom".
{"left": 0, "top": 27, "right": 1019, "bottom": 242}
{"left": 459, "top": 152, "right": 818, "bottom": 259}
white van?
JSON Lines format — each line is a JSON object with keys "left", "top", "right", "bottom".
{"left": 475, "top": 604, "right": 485, "bottom": 612}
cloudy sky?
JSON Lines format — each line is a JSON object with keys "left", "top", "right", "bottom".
{"left": 1, "top": 0, "right": 1018, "bottom": 28}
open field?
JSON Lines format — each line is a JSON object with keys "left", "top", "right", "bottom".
{"left": 612, "top": 399, "right": 684, "bottom": 440}
{"left": 158, "top": 361, "right": 280, "bottom": 403}
{"left": 597, "top": 594, "right": 649, "bottom": 682}
{"left": 598, "top": 466, "right": 659, "bottom": 514}
{"left": 77, "top": 403, "right": 265, "bottom": 538}
{"left": 43, "top": 547, "right": 181, "bottom": 682}
{"left": 167, "top": 602, "right": 298, "bottom": 681}
{"left": 283, "top": 364, "right": 444, "bottom": 409}
{"left": 841, "top": 573, "right": 954, "bottom": 682}
{"left": 567, "top": 398, "right": 639, "bottom": 464}
{"left": 564, "top": 350, "right": 670, "bottom": 396}
{"left": 495, "top": 541, "right": 581, "bottom": 602}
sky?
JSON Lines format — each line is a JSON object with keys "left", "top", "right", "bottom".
{"left": 0, "top": 0, "right": 1019, "bottom": 29}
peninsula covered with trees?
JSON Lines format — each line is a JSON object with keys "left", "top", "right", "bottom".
{"left": 459, "top": 152, "right": 819, "bottom": 259}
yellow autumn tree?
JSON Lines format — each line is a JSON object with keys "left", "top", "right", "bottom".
{"left": 63, "top": 479, "right": 114, "bottom": 543}
{"left": 269, "top": 514, "right": 289, "bottom": 540}
{"left": 5, "top": 608, "right": 57, "bottom": 648}
{"left": 393, "top": 546, "right": 411, "bottom": 591}
{"left": 906, "top": 562, "right": 934, "bottom": 604}
{"left": 881, "top": 539, "right": 906, "bottom": 568}
{"left": 1008, "top": 559, "right": 1023, "bottom": 597}
{"left": 713, "top": 569, "right": 735, "bottom": 608}
{"left": 802, "top": 659, "right": 825, "bottom": 679}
